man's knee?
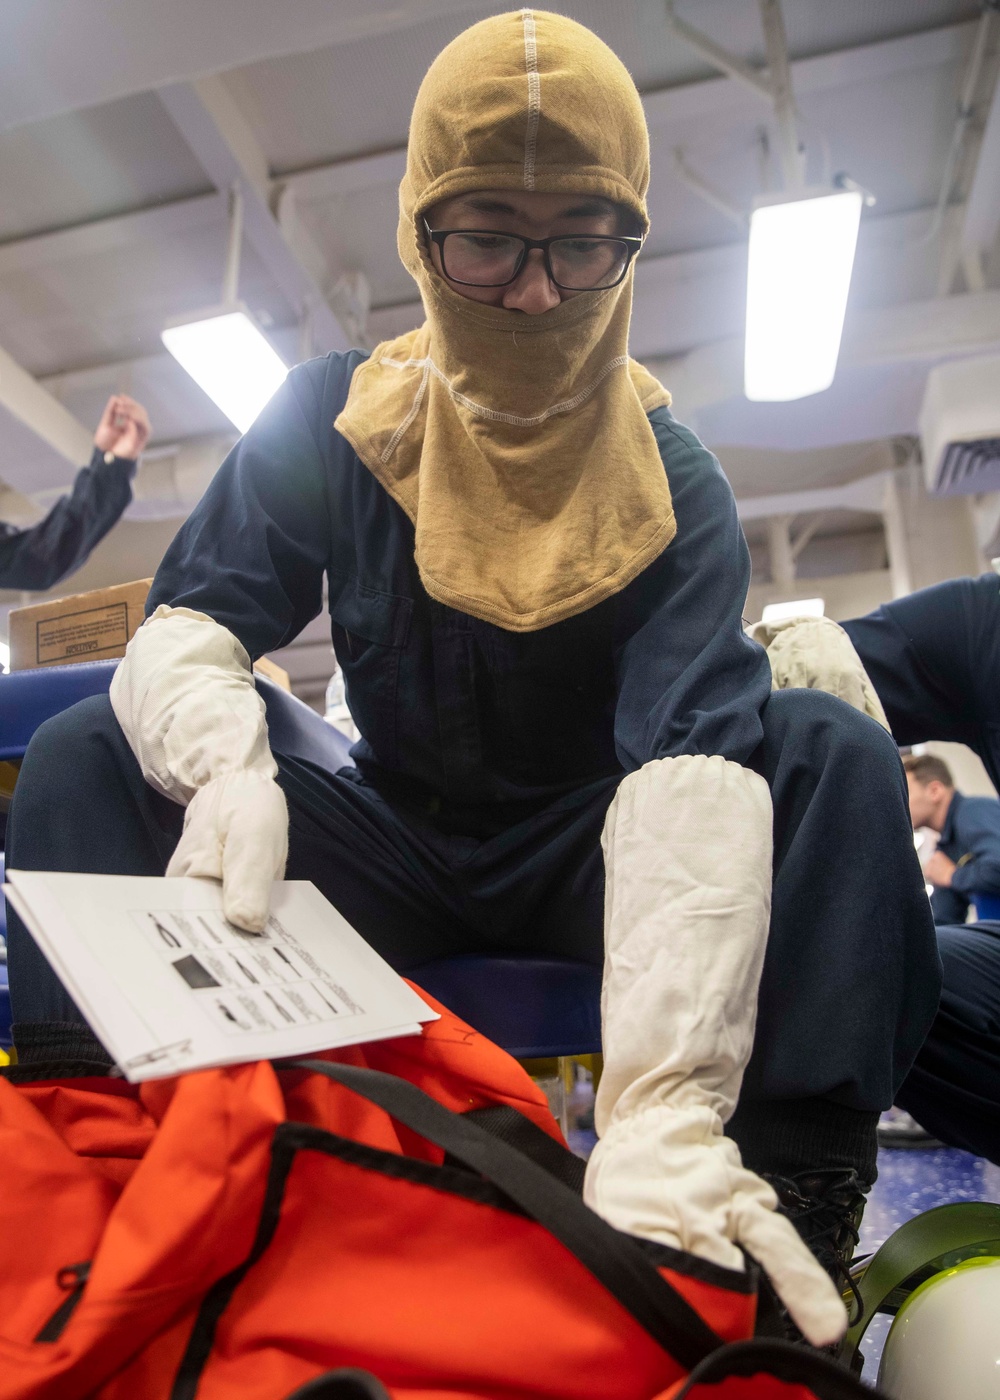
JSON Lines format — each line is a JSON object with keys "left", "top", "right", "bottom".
{"left": 760, "top": 686, "right": 903, "bottom": 786}
{"left": 10, "top": 695, "right": 131, "bottom": 823}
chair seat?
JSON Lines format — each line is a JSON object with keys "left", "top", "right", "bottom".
{"left": 412, "top": 954, "right": 602, "bottom": 1058}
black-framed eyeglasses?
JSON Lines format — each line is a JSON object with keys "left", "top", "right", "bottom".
{"left": 423, "top": 221, "right": 643, "bottom": 291}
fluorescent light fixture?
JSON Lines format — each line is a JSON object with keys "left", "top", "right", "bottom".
{"left": 760, "top": 598, "right": 825, "bottom": 625}
{"left": 745, "top": 188, "right": 863, "bottom": 402}
{"left": 162, "top": 307, "right": 287, "bottom": 434}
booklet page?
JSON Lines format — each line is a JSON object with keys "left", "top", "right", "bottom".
{"left": 5, "top": 872, "right": 437, "bottom": 1082}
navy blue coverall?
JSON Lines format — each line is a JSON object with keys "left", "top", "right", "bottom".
{"left": 844, "top": 579, "right": 1000, "bottom": 1163}
{"left": 0, "top": 449, "right": 135, "bottom": 592}
{"left": 4, "top": 353, "right": 939, "bottom": 1178}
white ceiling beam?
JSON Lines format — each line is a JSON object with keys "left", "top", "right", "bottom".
{"left": 1, "top": 1, "right": 970, "bottom": 138}
{"left": 157, "top": 77, "right": 351, "bottom": 352}
{"left": 653, "top": 288, "right": 1000, "bottom": 418}
{"left": 0, "top": 193, "right": 224, "bottom": 278}
{"left": 737, "top": 471, "right": 891, "bottom": 523}
{"left": 24, "top": 203, "right": 971, "bottom": 397}
{"left": 278, "top": 148, "right": 408, "bottom": 205}
{"left": 666, "top": 0, "right": 804, "bottom": 190}
{"left": 39, "top": 352, "right": 173, "bottom": 398}
{"left": 0, "top": 187, "right": 935, "bottom": 341}
{"left": 641, "top": 20, "right": 976, "bottom": 129}
{"left": 0, "top": 342, "right": 92, "bottom": 465}
{"left": 276, "top": 23, "right": 978, "bottom": 202}
{"left": 845, "top": 288, "right": 1000, "bottom": 365}
{"left": 0, "top": 11, "right": 979, "bottom": 279}
{"left": 0, "top": 0, "right": 487, "bottom": 134}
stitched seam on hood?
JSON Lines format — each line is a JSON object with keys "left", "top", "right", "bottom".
{"left": 521, "top": 9, "right": 540, "bottom": 190}
{"left": 380, "top": 352, "right": 630, "bottom": 429}
{"left": 380, "top": 360, "right": 432, "bottom": 462}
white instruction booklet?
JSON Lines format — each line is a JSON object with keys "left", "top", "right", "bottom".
{"left": 4, "top": 871, "right": 438, "bottom": 1082}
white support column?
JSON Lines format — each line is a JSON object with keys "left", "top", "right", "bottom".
{"left": 790, "top": 513, "right": 823, "bottom": 561}
{"left": 960, "top": 38, "right": 1000, "bottom": 284}
{"left": 758, "top": 0, "right": 805, "bottom": 189}
{"left": 766, "top": 515, "right": 796, "bottom": 590}
{"left": 880, "top": 471, "right": 914, "bottom": 599}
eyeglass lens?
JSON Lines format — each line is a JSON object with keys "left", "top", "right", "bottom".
{"left": 441, "top": 233, "right": 630, "bottom": 289}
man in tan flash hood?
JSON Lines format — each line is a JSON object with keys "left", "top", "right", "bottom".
{"left": 7, "top": 10, "right": 938, "bottom": 1351}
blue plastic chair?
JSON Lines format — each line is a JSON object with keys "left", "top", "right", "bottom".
{"left": 0, "top": 661, "right": 601, "bottom": 1060}
{"left": 972, "top": 893, "right": 1000, "bottom": 922}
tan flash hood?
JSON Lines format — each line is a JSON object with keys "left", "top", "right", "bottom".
{"left": 336, "top": 9, "right": 676, "bottom": 632}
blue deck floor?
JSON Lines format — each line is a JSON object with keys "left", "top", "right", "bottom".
{"left": 856, "top": 1145, "right": 1000, "bottom": 1380}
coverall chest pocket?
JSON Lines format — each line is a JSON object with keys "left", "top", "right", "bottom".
{"left": 328, "top": 576, "right": 412, "bottom": 769}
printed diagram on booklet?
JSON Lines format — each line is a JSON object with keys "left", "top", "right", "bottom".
{"left": 135, "top": 908, "right": 365, "bottom": 1036}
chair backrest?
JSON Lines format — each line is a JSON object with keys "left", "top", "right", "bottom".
{"left": 0, "top": 660, "right": 121, "bottom": 762}
{"left": 0, "top": 660, "right": 354, "bottom": 772}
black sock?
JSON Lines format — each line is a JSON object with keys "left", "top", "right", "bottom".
{"left": 727, "top": 1096, "right": 879, "bottom": 1187}
{"left": 6, "top": 1021, "right": 113, "bottom": 1081}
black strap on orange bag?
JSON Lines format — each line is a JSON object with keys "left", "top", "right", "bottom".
{"left": 173, "top": 1060, "right": 885, "bottom": 1400}
{"left": 280, "top": 1063, "right": 888, "bottom": 1400}
{"left": 673, "top": 1338, "right": 885, "bottom": 1397}
{"left": 281, "top": 1058, "right": 725, "bottom": 1369}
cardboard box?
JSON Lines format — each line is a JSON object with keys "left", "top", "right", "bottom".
{"left": 8, "top": 579, "right": 152, "bottom": 671}
{"left": 8, "top": 580, "right": 294, "bottom": 692}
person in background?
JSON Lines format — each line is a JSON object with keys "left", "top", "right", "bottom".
{"left": 903, "top": 752, "right": 1000, "bottom": 925}
{"left": 895, "top": 750, "right": 1000, "bottom": 1159}
{"left": 0, "top": 395, "right": 150, "bottom": 591}
{"left": 755, "top": 583, "right": 1000, "bottom": 1165}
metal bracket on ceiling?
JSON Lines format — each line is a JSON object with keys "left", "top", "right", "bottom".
{"left": 664, "top": 0, "right": 805, "bottom": 194}
{"left": 221, "top": 183, "right": 245, "bottom": 307}
{"left": 672, "top": 148, "right": 748, "bottom": 229}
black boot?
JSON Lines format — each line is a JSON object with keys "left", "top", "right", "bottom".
{"left": 765, "top": 1167, "right": 868, "bottom": 1288}
{"left": 754, "top": 1166, "right": 870, "bottom": 1349}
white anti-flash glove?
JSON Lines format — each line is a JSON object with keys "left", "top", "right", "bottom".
{"left": 749, "top": 615, "right": 889, "bottom": 732}
{"left": 583, "top": 755, "right": 847, "bottom": 1349}
{"left": 110, "top": 605, "right": 288, "bottom": 931}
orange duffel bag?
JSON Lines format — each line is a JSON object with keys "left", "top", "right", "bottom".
{"left": 0, "top": 992, "right": 882, "bottom": 1400}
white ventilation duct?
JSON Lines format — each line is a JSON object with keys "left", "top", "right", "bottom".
{"left": 919, "top": 354, "right": 1000, "bottom": 495}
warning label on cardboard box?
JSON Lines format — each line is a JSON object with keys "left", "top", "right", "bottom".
{"left": 8, "top": 578, "right": 152, "bottom": 670}
{"left": 35, "top": 601, "right": 130, "bottom": 666}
